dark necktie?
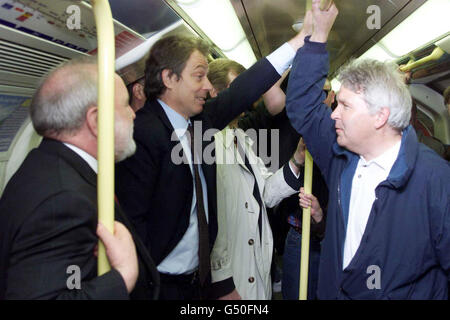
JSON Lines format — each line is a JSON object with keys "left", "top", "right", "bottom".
{"left": 187, "top": 123, "right": 210, "bottom": 286}
{"left": 235, "top": 135, "right": 263, "bottom": 241}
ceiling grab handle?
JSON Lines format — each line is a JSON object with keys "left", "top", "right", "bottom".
{"left": 92, "top": 0, "right": 116, "bottom": 276}
{"left": 400, "top": 47, "right": 444, "bottom": 72}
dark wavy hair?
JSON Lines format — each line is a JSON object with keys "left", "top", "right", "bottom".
{"left": 144, "top": 35, "right": 210, "bottom": 100}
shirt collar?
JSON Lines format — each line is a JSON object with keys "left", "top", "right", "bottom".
{"left": 359, "top": 140, "right": 401, "bottom": 171}
{"left": 223, "top": 126, "right": 235, "bottom": 149}
{"left": 63, "top": 142, "right": 98, "bottom": 174}
{"left": 158, "top": 99, "right": 190, "bottom": 138}
{"left": 221, "top": 126, "right": 255, "bottom": 149}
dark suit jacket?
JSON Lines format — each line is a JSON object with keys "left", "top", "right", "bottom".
{"left": 0, "top": 139, "right": 159, "bottom": 300}
{"left": 115, "top": 58, "right": 280, "bottom": 269}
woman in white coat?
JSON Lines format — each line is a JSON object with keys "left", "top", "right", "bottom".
{"left": 208, "top": 59, "right": 305, "bottom": 299}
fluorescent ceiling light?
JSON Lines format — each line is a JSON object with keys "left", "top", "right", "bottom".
{"left": 222, "top": 39, "right": 257, "bottom": 70}
{"left": 358, "top": 43, "right": 396, "bottom": 62}
{"left": 176, "top": 0, "right": 257, "bottom": 68}
{"left": 379, "top": 0, "right": 450, "bottom": 57}
{"left": 115, "top": 20, "right": 186, "bottom": 70}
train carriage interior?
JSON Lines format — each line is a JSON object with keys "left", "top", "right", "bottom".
{"left": 0, "top": 0, "right": 449, "bottom": 193}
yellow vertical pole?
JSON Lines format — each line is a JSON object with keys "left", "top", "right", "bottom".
{"left": 298, "top": 0, "right": 333, "bottom": 300}
{"left": 298, "top": 0, "right": 314, "bottom": 301}
{"left": 306, "top": 0, "right": 312, "bottom": 11}
{"left": 92, "top": 0, "right": 115, "bottom": 276}
{"left": 299, "top": 150, "right": 313, "bottom": 300}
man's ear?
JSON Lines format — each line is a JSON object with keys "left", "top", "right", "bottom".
{"left": 161, "top": 69, "right": 178, "bottom": 90}
{"left": 85, "top": 106, "right": 98, "bottom": 137}
{"left": 133, "top": 83, "right": 146, "bottom": 100}
{"left": 209, "top": 87, "right": 218, "bottom": 98}
{"left": 374, "top": 107, "right": 390, "bottom": 129}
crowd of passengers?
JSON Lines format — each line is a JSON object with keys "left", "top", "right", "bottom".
{"left": 0, "top": 0, "right": 449, "bottom": 300}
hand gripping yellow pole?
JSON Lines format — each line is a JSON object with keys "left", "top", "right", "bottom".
{"left": 298, "top": 0, "right": 315, "bottom": 301}
{"left": 308, "top": 0, "right": 333, "bottom": 11}
{"left": 299, "top": 150, "right": 313, "bottom": 300}
{"left": 92, "top": 0, "right": 116, "bottom": 276}
{"left": 319, "top": 0, "right": 333, "bottom": 11}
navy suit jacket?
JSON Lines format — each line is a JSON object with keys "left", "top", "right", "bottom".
{"left": 115, "top": 58, "right": 280, "bottom": 269}
{"left": 0, "top": 139, "right": 159, "bottom": 299}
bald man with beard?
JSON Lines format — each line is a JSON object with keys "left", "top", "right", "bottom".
{"left": 0, "top": 58, "right": 159, "bottom": 299}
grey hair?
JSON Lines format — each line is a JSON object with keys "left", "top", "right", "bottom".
{"left": 30, "top": 56, "right": 99, "bottom": 137}
{"left": 337, "top": 59, "right": 412, "bottom": 130}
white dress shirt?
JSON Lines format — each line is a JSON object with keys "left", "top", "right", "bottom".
{"left": 266, "top": 42, "right": 296, "bottom": 75}
{"left": 343, "top": 140, "right": 401, "bottom": 269}
{"left": 63, "top": 143, "right": 98, "bottom": 174}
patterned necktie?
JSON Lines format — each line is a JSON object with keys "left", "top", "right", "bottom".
{"left": 187, "top": 123, "right": 210, "bottom": 286}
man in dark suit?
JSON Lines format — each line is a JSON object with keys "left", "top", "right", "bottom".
{"left": 115, "top": 30, "right": 311, "bottom": 299}
{"left": 0, "top": 59, "right": 159, "bottom": 299}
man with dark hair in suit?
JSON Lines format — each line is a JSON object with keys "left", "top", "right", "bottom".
{"left": 0, "top": 58, "right": 159, "bottom": 299}
{"left": 115, "top": 29, "right": 312, "bottom": 299}
{"left": 127, "top": 76, "right": 146, "bottom": 113}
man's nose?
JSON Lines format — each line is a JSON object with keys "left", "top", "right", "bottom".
{"left": 203, "top": 77, "right": 213, "bottom": 91}
{"left": 330, "top": 104, "right": 340, "bottom": 120}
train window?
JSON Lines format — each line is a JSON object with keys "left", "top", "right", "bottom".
{"left": 414, "top": 102, "right": 436, "bottom": 136}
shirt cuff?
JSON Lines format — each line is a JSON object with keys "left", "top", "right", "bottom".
{"left": 209, "top": 277, "right": 236, "bottom": 299}
{"left": 288, "top": 161, "right": 301, "bottom": 179}
{"left": 303, "top": 36, "right": 328, "bottom": 54}
{"left": 266, "top": 42, "right": 296, "bottom": 75}
{"left": 283, "top": 163, "right": 302, "bottom": 190}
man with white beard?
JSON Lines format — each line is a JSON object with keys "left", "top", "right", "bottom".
{"left": 0, "top": 58, "right": 159, "bottom": 300}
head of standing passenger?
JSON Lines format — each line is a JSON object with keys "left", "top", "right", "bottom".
{"left": 127, "top": 76, "right": 146, "bottom": 113}
{"left": 144, "top": 35, "right": 213, "bottom": 119}
{"left": 331, "top": 59, "right": 412, "bottom": 160}
{"left": 207, "top": 58, "right": 247, "bottom": 128}
{"left": 207, "top": 58, "right": 246, "bottom": 98}
{"left": 30, "top": 58, "right": 136, "bottom": 162}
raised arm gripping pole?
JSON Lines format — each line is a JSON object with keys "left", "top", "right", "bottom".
{"left": 298, "top": 0, "right": 321, "bottom": 301}
{"left": 299, "top": 150, "right": 313, "bottom": 300}
{"left": 92, "top": 0, "right": 116, "bottom": 276}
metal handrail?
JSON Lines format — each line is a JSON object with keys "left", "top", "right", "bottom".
{"left": 400, "top": 47, "right": 445, "bottom": 72}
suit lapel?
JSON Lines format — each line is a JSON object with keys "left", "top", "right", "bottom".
{"left": 146, "top": 99, "right": 194, "bottom": 178}
{"left": 146, "top": 99, "right": 176, "bottom": 134}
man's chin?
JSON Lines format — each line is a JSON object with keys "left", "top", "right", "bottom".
{"left": 336, "top": 135, "right": 346, "bottom": 147}
{"left": 195, "top": 104, "right": 204, "bottom": 115}
{"left": 115, "top": 140, "right": 137, "bottom": 163}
